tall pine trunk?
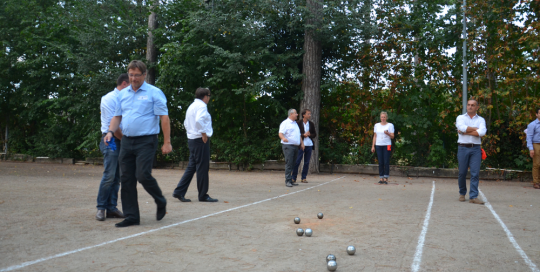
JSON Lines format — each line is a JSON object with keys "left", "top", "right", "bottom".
{"left": 145, "top": 1, "right": 158, "bottom": 85}
{"left": 300, "top": 0, "right": 322, "bottom": 174}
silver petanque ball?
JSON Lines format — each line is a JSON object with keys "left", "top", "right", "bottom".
{"left": 347, "top": 245, "right": 356, "bottom": 255}
{"left": 305, "top": 228, "right": 313, "bottom": 237}
{"left": 327, "top": 260, "right": 337, "bottom": 271}
{"left": 294, "top": 217, "right": 301, "bottom": 224}
{"left": 317, "top": 213, "right": 324, "bottom": 219}
{"left": 326, "top": 254, "right": 336, "bottom": 262}
{"left": 296, "top": 228, "right": 304, "bottom": 236}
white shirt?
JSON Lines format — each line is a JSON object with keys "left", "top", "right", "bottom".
{"left": 456, "top": 113, "right": 486, "bottom": 144}
{"left": 374, "top": 123, "right": 394, "bottom": 146}
{"left": 100, "top": 88, "right": 122, "bottom": 133}
{"left": 279, "top": 118, "right": 301, "bottom": 146}
{"left": 184, "top": 99, "right": 213, "bottom": 139}
{"left": 302, "top": 121, "right": 313, "bottom": 146}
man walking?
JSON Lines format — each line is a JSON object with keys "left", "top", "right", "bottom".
{"left": 279, "top": 109, "right": 304, "bottom": 187}
{"left": 95, "top": 74, "right": 129, "bottom": 221}
{"left": 104, "top": 60, "right": 172, "bottom": 227}
{"left": 526, "top": 107, "right": 540, "bottom": 189}
{"left": 172, "top": 88, "right": 218, "bottom": 203}
{"left": 292, "top": 109, "right": 317, "bottom": 184}
{"left": 456, "top": 99, "right": 487, "bottom": 204}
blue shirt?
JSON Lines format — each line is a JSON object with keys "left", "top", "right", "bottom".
{"left": 101, "top": 88, "right": 121, "bottom": 133}
{"left": 114, "top": 82, "right": 168, "bottom": 137}
{"left": 526, "top": 119, "right": 540, "bottom": 150}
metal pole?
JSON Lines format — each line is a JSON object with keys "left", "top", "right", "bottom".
{"left": 462, "top": 0, "right": 467, "bottom": 114}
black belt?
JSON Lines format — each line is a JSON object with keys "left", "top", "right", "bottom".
{"left": 459, "top": 144, "right": 481, "bottom": 148}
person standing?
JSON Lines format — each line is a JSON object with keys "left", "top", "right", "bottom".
{"left": 292, "top": 109, "right": 317, "bottom": 183}
{"left": 172, "top": 88, "right": 218, "bottom": 203}
{"left": 456, "top": 99, "right": 487, "bottom": 204}
{"left": 95, "top": 73, "right": 129, "bottom": 221}
{"left": 526, "top": 107, "right": 540, "bottom": 189}
{"left": 104, "top": 60, "right": 172, "bottom": 227}
{"left": 279, "top": 109, "right": 304, "bottom": 187}
{"left": 371, "top": 112, "right": 394, "bottom": 184}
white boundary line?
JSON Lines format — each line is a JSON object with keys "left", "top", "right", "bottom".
{"left": 411, "top": 180, "right": 436, "bottom": 272}
{"left": 479, "top": 190, "right": 540, "bottom": 272}
{"left": 0, "top": 176, "right": 346, "bottom": 272}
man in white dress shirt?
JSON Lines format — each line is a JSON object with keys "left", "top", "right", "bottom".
{"left": 279, "top": 109, "right": 304, "bottom": 187}
{"left": 172, "top": 88, "right": 218, "bottom": 202}
{"left": 95, "top": 73, "right": 129, "bottom": 221}
{"left": 456, "top": 99, "right": 487, "bottom": 204}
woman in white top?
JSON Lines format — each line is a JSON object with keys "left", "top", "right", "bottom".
{"left": 371, "top": 111, "right": 395, "bottom": 184}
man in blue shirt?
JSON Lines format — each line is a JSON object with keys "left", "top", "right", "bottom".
{"left": 526, "top": 107, "right": 540, "bottom": 189}
{"left": 95, "top": 73, "right": 129, "bottom": 221}
{"left": 104, "top": 60, "right": 173, "bottom": 227}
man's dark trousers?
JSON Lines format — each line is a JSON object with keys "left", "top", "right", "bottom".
{"left": 119, "top": 135, "right": 166, "bottom": 223}
{"left": 282, "top": 144, "right": 298, "bottom": 184}
{"left": 173, "top": 138, "right": 210, "bottom": 201}
{"left": 292, "top": 146, "right": 313, "bottom": 181}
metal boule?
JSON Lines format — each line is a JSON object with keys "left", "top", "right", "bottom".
{"left": 296, "top": 228, "right": 304, "bottom": 236}
{"left": 294, "top": 217, "right": 301, "bottom": 224}
{"left": 327, "top": 260, "right": 337, "bottom": 271}
{"left": 317, "top": 213, "right": 323, "bottom": 219}
{"left": 305, "top": 228, "right": 312, "bottom": 237}
{"left": 347, "top": 245, "right": 356, "bottom": 255}
{"left": 326, "top": 254, "right": 336, "bottom": 262}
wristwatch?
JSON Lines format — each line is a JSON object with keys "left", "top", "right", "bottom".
{"left": 107, "top": 130, "right": 115, "bottom": 136}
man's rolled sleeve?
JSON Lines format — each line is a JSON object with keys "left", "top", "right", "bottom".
{"left": 114, "top": 95, "right": 123, "bottom": 116}
{"left": 527, "top": 122, "right": 535, "bottom": 150}
{"left": 477, "top": 119, "right": 487, "bottom": 137}
{"left": 456, "top": 116, "right": 468, "bottom": 132}
{"left": 153, "top": 89, "right": 169, "bottom": 116}
{"left": 195, "top": 107, "right": 209, "bottom": 133}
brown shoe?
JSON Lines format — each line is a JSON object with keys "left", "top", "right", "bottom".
{"left": 533, "top": 184, "right": 540, "bottom": 189}
{"left": 301, "top": 179, "right": 308, "bottom": 183}
{"left": 469, "top": 198, "right": 485, "bottom": 205}
{"left": 459, "top": 195, "right": 466, "bottom": 202}
{"left": 106, "top": 210, "right": 126, "bottom": 218}
{"left": 95, "top": 210, "right": 105, "bottom": 221}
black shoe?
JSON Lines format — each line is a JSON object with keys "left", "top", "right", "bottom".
{"left": 291, "top": 182, "right": 299, "bottom": 186}
{"left": 383, "top": 181, "right": 388, "bottom": 185}
{"left": 378, "top": 180, "right": 384, "bottom": 184}
{"left": 106, "top": 210, "right": 125, "bottom": 218}
{"left": 200, "top": 196, "right": 218, "bottom": 202}
{"left": 286, "top": 182, "right": 293, "bottom": 187}
{"left": 157, "top": 205, "right": 166, "bottom": 221}
{"left": 173, "top": 193, "right": 191, "bottom": 202}
{"left": 115, "top": 220, "right": 140, "bottom": 228}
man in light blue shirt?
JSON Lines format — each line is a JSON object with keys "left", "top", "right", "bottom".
{"left": 95, "top": 73, "right": 129, "bottom": 221}
{"left": 526, "top": 107, "right": 540, "bottom": 189}
{"left": 104, "top": 60, "right": 172, "bottom": 228}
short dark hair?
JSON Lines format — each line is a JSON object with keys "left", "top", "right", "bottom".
{"left": 468, "top": 97, "right": 478, "bottom": 106}
{"left": 536, "top": 107, "right": 540, "bottom": 114}
{"left": 116, "top": 73, "right": 129, "bottom": 86}
{"left": 127, "top": 60, "right": 147, "bottom": 75}
{"left": 301, "top": 109, "right": 311, "bottom": 118}
{"left": 195, "top": 88, "right": 211, "bottom": 100}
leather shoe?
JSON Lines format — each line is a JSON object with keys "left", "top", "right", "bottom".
{"left": 469, "top": 198, "right": 485, "bottom": 205}
{"left": 291, "top": 182, "right": 299, "bottom": 186}
{"left": 157, "top": 205, "right": 166, "bottom": 221}
{"left": 459, "top": 195, "right": 466, "bottom": 202}
{"left": 286, "top": 182, "right": 293, "bottom": 187}
{"left": 115, "top": 220, "right": 140, "bottom": 228}
{"left": 301, "top": 179, "right": 308, "bottom": 183}
{"left": 95, "top": 210, "right": 105, "bottom": 221}
{"left": 173, "top": 193, "right": 191, "bottom": 202}
{"left": 200, "top": 196, "right": 218, "bottom": 202}
{"left": 534, "top": 183, "right": 540, "bottom": 189}
{"left": 106, "top": 210, "right": 126, "bottom": 218}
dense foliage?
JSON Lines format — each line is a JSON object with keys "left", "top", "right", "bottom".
{"left": 1, "top": 0, "right": 538, "bottom": 170}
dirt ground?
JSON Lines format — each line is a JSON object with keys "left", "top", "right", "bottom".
{"left": 0, "top": 161, "right": 539, "bottom": 272}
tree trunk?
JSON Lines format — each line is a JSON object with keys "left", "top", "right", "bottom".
{"left": 145, "top": 1, "right": 159, "bottom": 85}
{"left": 300, "top": 0, "right": 323, "bottom": 174}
